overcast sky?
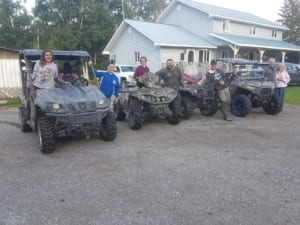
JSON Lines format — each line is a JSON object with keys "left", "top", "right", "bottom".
{"left": 23, "top": 0, "right": 284, "bottom": 22}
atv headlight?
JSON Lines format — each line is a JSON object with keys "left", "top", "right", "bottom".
{"left": 52, "top": 103, "right": 60, "bottom": 110}
{"left": 99, "top": 99, "right": 105, "bottom": 105}
{"left": 167, "top": 91, "right": 176, "bottom": 100}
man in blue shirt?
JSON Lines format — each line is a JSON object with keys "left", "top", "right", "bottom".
{"left": 95, "top": 62, "right": 120, "bottom": 102}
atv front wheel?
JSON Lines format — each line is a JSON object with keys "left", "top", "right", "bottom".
{"left": 100, "top": 111, "right": 117, "bottom": 141}
{"left": 19, "top": 106, "right": 32, "bottom": 132}
{"left": 263, "top": 95, "right": 282, "bottom": 115}
{"left": 232, "top": 94, "right": 252, "bottom": 117}
{"left": 200, "top": 100, "right": 218, "bottom": 116}
{"left": 127, "top": 98, "right": 143, "bottom": 130}
{"left": 37, "top": 116, "right": 55, "bottom": 154}
{"left": 166, "top": 96, "right": 181, "bottom": 125}
{"left": 113, "top": 102, "right": 126, "bottom": 121}
{"left": 181, "top": 97, "right": 193, "bottom": 119}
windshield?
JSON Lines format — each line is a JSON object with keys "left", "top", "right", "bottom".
{"left": 234, "top": 65, "right": 264, "bottom": 77}
{"left": 120, "top": 66, "right": 135, "bottom": 72}
{"left": 138, "top": 73, "right": 160, "bottom": 88}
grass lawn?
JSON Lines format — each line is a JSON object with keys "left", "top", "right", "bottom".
{"left": 285, "top": 86, "right": 300, "bottom": 105}
{"left": 0, "top": 98, "right": 20, "bottom": 108}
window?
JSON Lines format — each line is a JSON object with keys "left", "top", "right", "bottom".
{"left": 272, "top": 29, "right": 277, "bottom": 38}
{"left": 221, "top": 50, "right": 229, "bottom": 58}
{"left": 180, "top": 53, "right": 185, "bottom": 61}
{"left": 188, "top": 51, "right": 194, "bottom": 63}
{"left": 199, "top": 50, "right": 209, "bottom": 63}
{"left": 134, "top": 51, "right": 140, "bottom": 62}
{"left": 250, "top": 26, "right": 256, "bottom": 35}
{"left": 222, "top": 20, "right": 230, "bottom": 32}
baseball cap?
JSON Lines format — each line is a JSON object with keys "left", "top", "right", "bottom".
{"left": 210, "top": 59, "right": 217, "bottom": 65}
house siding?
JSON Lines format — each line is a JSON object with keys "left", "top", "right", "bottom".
{"left": 108, "top": 25, "right": 161, "bottom": 71}
{"left": 0, "top": 49, "right": 21, "bottom": 98}
{"left": 159, "top": 3, "right": 213, "bottom": 38}
{"left": 213, "top": 19, "right": 283, "bottom": 40}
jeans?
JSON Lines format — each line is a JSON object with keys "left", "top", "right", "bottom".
{"left": 218, "top": 87, "right": 231, "bottom": 119}
{"left": 275, "top": 87, "right": 285, "bottom": 103}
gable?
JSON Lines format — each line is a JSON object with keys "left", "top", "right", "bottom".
{"left": 158, "top": 0, "right": 288, "bottom": 31}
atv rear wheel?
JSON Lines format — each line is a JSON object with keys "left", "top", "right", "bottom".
{"left": 166, "top": 96, "right": 181, "bottom": 125}
{"left": 113, "top": 102, "right": 126, "bottom": 121}
{"left": 127, "top": 98, "right": 143, "bottom": 130}
{"left": 181, "top": 97, "right": 193, "bottom": 119}
{"left": 200, "top": 100, "right": 218, "bottom": 116}
{"left": 263, "top": 95, "right": 282, "bottom": 115}
{"left": 37, "top": 116, "right": 55, "bottom": 154}
{"left": 232, "top": 94, "right": 252, "bottom": 117}
{"left": 19, "top": 106, "right": 32, "bottom": 132}
{"left": 100, "top": 111, "right": 117, "bottom": 141}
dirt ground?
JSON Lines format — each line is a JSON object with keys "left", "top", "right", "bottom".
{"left": 0, "top": 105, "right": 299, "bottom": 225}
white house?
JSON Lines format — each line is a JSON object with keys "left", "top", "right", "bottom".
{"left": 103, "top": 0, "right": 300, "bottom": 71}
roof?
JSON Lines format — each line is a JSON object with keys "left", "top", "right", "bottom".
{"left": 20, "top": 49, "right": 90, "bottom": 60}
{"left": 210, "top": 33, "right": 300, "bottom": 52}
{"left": 158, "top": 0, "right": 288, "bottom": 30}
{"left": 0, "top": 47, "right": 19, "bottom": 53}
{"left": 103, "top": 19, "right": 216, "bottom": 54}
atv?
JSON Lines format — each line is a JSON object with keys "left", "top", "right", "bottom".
{"left": 179, "top": 72, "right": 218, "bottom": 119}
{"left": 215, "top": 58, "right": 282, "bottom": 117}
{"left": 114, "top": 72, "right": 181, "bottom": 130}
{"left": 18, "top": 49, "right": 117, "bottom": 154}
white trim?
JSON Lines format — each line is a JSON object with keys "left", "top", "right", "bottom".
{"left": 154, "top": 42, "right": 217, "bottom": 48}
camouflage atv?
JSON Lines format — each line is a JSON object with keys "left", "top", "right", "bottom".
{"left": 114, "top": 73, "right": 181, "bottom": 130}
{"left": 18, "top": 49, "right": 117, "bottom": 154}
{"left": 216, "top": 58, "right": 282, "bottom": 117}
{"left": 179, "top": 73, "right": 218, "bottom": 119}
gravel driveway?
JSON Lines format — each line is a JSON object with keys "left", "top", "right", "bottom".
{"left": 0, "top": 106, "right": 299, "bottom": 225}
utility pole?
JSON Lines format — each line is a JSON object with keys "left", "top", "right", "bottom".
{"left": 122, "top": 0, "right": 125, "bottom": 20}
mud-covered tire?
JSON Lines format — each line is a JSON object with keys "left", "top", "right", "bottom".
{"left": 113, "top": 102, "right": 126, "bottom": 121}
{"left": 263, "top": 95, "right": 282, "bottom": 115}
{"left": 37, "top": 116, "right": 55, "bottom": 154}
{"left": 231, "top": 94, "right": 252, "bottom": 117}
{"left": 100, "top": 111, "right": 117, "bottom": 141}
{"left": 127, "top": 98, "right": 143, "bottom": 130}
{"left": 166, "top": 96, "right": 181, "bottom": 125}
{"left": 200, "top": 100, "right": 218, "bottom": 116}
{"left": 181, "top": 97, "right": 193, "bottom": 119}
{"left": 19, "top": 106, "right": 32, "bottom": 132}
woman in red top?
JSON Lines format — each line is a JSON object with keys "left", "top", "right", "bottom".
{"left": 133, "top": 56, "right": 150, "bottom": 87}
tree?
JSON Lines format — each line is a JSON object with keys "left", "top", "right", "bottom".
{"left": 278, "top": 0, "right": 300, "bottom": 45}
{"left": 124, "top": 0, "right": 170, "bottom": 22}
{"left": 33, "top": 0, "right": 117, "bottom": 68}
{"left": 0, "top": 0, "right": 34, "bottom": 49}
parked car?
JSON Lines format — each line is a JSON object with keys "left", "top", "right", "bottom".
{"left": 114, "top": 65, "right": 136, "bottom": 88}
{"left": 257, "top": 62, "right": 300, "bottom": 85}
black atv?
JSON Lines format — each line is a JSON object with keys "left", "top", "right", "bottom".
{"left": 179, "top": 73, "right": 218, "bottom": 119}
{"left": 114, "top": 73, "right": 181, "bottom": 130}
{"left": 215, "top": 58, "right": 282, "bottom": 117}
{"left": 18, "top": 49, "right": 117, "bottom": 154}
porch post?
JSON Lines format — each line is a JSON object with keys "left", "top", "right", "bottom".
{"left": 281, "top": 51, "right": 286, "bottom": 63}
{"left": 259, "top": 49, "right": 265, "bottom": 62}
{"left": 229, "top": 45, "right": 239, "bottom": 59}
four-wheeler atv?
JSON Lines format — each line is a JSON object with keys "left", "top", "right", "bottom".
{"left": 18, "top": 49, "right": 117, "bottom": 154}
{"left": 179, "top": 72, "right": 218, "bottom": 119}
{"left": 114, "top": 73, "right": 181, "bottom": 130}
{"left": 215, "top": 58, "right": 282, "bottom": 117}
